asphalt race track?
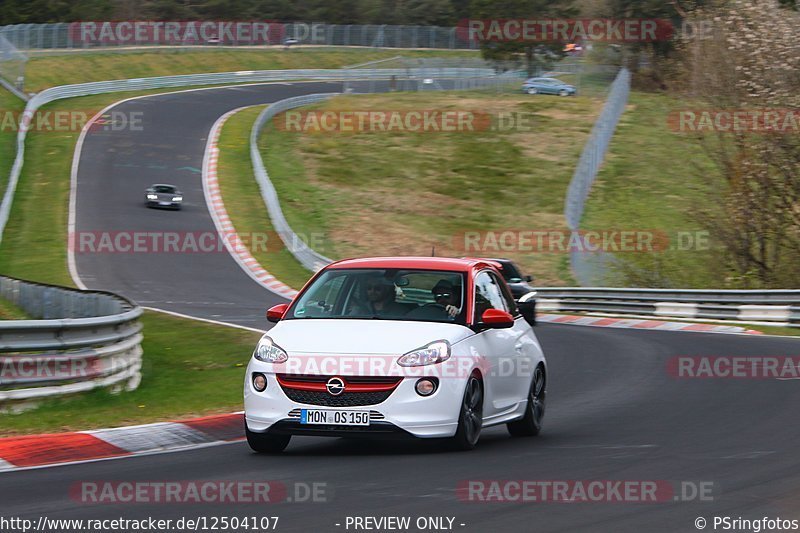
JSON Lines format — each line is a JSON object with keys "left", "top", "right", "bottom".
{"left": 72, "top": 81, "right": 348, "bottom": 329}
{"left": 14, "top": 81, "right": 798, "bottom": 532}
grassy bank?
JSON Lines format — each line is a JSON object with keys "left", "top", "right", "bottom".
{"left": 216, "top": 106, "right": 314, "bottom": 290}
{"left": 580, "top": 92, "right": 719, "bottom": 287}
{"left": 25, "top": 48, "right": 476, "bottom": 92}
{"left": 258, "top": 90, "right": 605, "bottom": 286}
{"left": 0, "top": 297, "right": 28, "bottom": 320}
{"left": 0, "top": 87, "right": 264, "bottom": 434}
{"left": 0, "top": 88, "right": 24, "bottom": 194}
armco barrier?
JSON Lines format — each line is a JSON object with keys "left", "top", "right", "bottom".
{"left": 250, "top": 93, "right": 338, "bottom": 272}
{"left": 0, "top": 276, "right": 143, "bottom": 408}
{"left": 535, "top": 287, "right": 800, "bottom": 327}
{"left": 0, "top": 66, "right": 495, "bottom": 247}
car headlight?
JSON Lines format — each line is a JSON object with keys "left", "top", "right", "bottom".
{"left": 172, "top": 196, "right": 182, "bottom": 202}
{"left": 253, "top": 335, "right": 288, "bottom": 363}
{"left": 146, "top": 194, "right": 158, "bottom": 200}
{"left": 397, "top": 340, "right": 451, "bottom": 367}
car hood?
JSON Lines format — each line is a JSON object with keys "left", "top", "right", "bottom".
{"left": 268, "top": 319, "right": 473, "bottom": 355}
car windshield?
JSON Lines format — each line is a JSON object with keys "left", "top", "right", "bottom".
{"left": 499, "top": 262, "right": 522, "bottom": 280}
{"left": 286, "top": 268, "right": 467, "bottom": 325}
{"left": 153, "top": 185, "right": 176, "bottom": 193}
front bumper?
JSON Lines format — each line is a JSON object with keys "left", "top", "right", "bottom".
{"left": 244, "top": 369, "right": 466, "bottom": 439}
{"left": 146, "top": 200, "right": 182, "bottom": 209}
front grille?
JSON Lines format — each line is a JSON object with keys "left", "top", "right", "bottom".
{"left": 281, "top": 388, "right": 394, "bottom": 407}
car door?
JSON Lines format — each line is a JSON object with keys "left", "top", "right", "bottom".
{"left": 469, "top": 270, "right": 528, "bottom": 417}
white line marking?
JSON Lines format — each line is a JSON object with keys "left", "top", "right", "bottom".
{"left": 142, "top": 306, "right": 266, "bottom": 333}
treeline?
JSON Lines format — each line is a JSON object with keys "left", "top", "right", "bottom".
{"left": 2, "top": 0, "right": 795, "bottom": 27}
{"left": 2, "top": 0, "right": 467, "bottom": 26}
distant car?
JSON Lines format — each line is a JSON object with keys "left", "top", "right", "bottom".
{"left": 482, "top": 258, "right": 536, "bottom": 300}
{"left": 145, "top": 184, "right": 183, "bottom": 209}
{"left": 522, "top": 77, "right": 577, "bottom": 96}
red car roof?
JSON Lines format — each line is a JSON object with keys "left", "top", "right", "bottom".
{"left": 327, "top": 256, "right": 495, "bottom": 272}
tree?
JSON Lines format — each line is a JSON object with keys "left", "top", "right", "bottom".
{"left": 468, "top": 0, "right": 577, "bottom": 76}
{"left": 680, "top": 0, "right": 800, "bottom": 287}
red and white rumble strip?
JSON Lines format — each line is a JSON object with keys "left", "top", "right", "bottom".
{"left": 203, "top": 108, "right": 298, "bottom": 300}
{"left": 537, "top": 314, "right": 763, "bottom": 335}
{"left": 0, "top": 413, "right": 244, "bottom": 472}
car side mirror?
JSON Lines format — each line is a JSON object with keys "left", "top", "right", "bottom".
{"left": 524, "top": 275, "right": 533, "bottom": 283}
{"left": 481, "top": 309, "right": 515, "bottom": 329}
{"left": 266, "top": 303, "right": 289, "bottom": 323}
{"left": 517, "top": 292, "right": 537, "bottom": 327}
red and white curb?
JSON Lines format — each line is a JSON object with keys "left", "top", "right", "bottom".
{"left": 203, "top": 108, "right": 298, "bottom": 300}
{"left": 537, "top": 314, "right": 763, "bottom": 335}
{"left": 0, "top": 413, "right": 244, "bottom": 472}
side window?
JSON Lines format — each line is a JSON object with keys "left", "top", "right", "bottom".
{"left": 493, "top": 272, "right": 517, "bottom": 315}
{"left": 473, "top": 271, "right": 507, "bottom": 323}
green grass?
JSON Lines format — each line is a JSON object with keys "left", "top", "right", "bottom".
{"left": 0, "top": 87, "right": 242, "bottom": 285}
{"left": 0, "top": 87, "right": 268, "bottom": 434}
{"left": 0, "top": 311, "right": 260, "bottom": 436}
{"left": 0, "top": 88, "right": 24, "bottom": 195}
{"left": 0, "top": 296, "right": 28, "bottom": 320}
{"left": 24, "top": 48, "right": 477, "bottom": 92}
{"left": 259, "top": 90, "right": 604, "bottom": 285}
{"left": 581, "top": 92, "right": 720, "bottom": 287}
{"left": 216, "top": 106, "right": 314, "bottom": 289}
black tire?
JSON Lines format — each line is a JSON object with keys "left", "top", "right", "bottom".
{"left": 451, "top": 375, "right": 483, "bottom": 451}
{"left": 245, "top": 426, "right": 291, "bottom": 453}
{"left": 527, "top": 87, "right": 538, "bottom": 95}
{"left": 559, "top": 89, "right": 569, "bottom": 97}
{"left": 507, "top": 364, "right": 546, "bottom": 437}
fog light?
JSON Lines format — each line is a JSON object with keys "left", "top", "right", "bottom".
{"left": 252, "top": 373, "right": 267, "bottom": 392}
{"left": 415, "top": 378, "right": 438, "bottom": 396}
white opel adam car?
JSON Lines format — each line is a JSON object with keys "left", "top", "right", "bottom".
{"left": 244, "top": 257, "right": 546, "bottom": 452}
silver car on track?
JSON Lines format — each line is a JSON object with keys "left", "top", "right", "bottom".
{"left": 145, "top": 184, "right": 183, "bottom": 210}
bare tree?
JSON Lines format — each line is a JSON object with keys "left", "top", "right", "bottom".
{"left": 679, "top": 0, "right": 800, "bottom": 287}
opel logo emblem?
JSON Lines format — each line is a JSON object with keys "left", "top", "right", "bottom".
{"left": 326, "top": 377, "right": 345, "bottom": 396}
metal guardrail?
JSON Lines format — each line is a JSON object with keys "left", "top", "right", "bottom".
{"left": 0, "top": 67, "right": 494, "bottom": 248}
{"left": 535, "top": 287, "right": 800, "bottom": 327}
{"left": 250, "top": 93, "right": 338, "bottom": 272}
{"left": 0, "top": 276, "right": 144, "bottom": 406}
{"left": 565, "top": 68, "right": 630, "bottom": 286}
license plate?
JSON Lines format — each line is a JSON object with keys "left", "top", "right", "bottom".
{"left": 300, "top": 409, "right": 370, "bottom": 426}
{"left": 159, "top": 201, "right": 171, "bottom": 205}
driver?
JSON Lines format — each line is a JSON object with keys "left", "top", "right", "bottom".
{"left": 349, "top": 275, "right": 406, "bottom": 317}
{"left": 431, "top": 280, "right": 460, "bottom": 318}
